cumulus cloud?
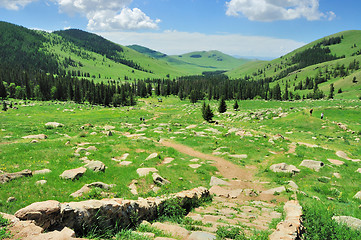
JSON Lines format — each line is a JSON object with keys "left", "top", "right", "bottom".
{"left": 55, "top": 0, "right": 160, "bottom": 30}
{"left": 226, "top": 0, "right": 335, "bottom": 22}
{"left": 97, "top": 30, "right": 305, "bottom": 59}
{"left": 0, "top": 0, "right": 37, "bottom": 10}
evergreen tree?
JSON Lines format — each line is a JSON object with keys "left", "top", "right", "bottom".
{"left": 202, "top": 103, "right": 214, "bottom": 122}
{"left": 2, "top": 101, "right": 7, "bottom": 111}
{"left": 0, "top": 81, "right": 7, "bottom": 99}
{"left": 328, "top": 83, "right": 335, "bottom": 99}
{"left": 233, "top": 100, "right": 239, "bottom": 111}
{"left": 218, "top": 97, "right": 227, "bottom": 113}
{"left": 189, "top": 90, "right": 197, "bottom": 104}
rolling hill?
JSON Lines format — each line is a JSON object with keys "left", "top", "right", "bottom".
{"left": 227, "top": 30, "right": 361, "bottom": 99}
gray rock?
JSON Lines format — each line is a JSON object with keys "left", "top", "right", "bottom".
{"left": 0, "top": 169, "right": 32, "bottom": 184}
{"left": 59, "top": 167, "right": 86, "bottom": 180}
{"left": 84, "top": 161, "right": 105, "bottom": 172}
{"left": 7, "top": 197, "right": 16, "bottom": 203}
{"left": 300, "top": 160, "right": 324, "bottom": 172}
{"left": 209, "top": 176, "right": 230, "bottom": 186}
{"left": 45, "top": 122, "right": 64, "bottom": 128}
{"left": 187, "top": 231, "right": 216, "bottom": 240}
{"left": 22, "top": 134, "right": 47, "bottom": 140}
{"left": 262, "top": 186, "right": 286, "bottom": 195}
{"left": 332, "top": 216, "right": 361, "bottom": 230}
{"left": 152, "top": 173, "right": 170, "bottom": 186}
{"left": 137, "top": 168, "right": 158, "bottom": 177}
{"left": 33, "top": 169, "right": 52, "bottom": 175}
{"left": 270, "top": 163, "right": 300, "bottom": 174}
{"left": 145, "top": 153, "right": 158, "bottom": 161}
{"left": 36, "top": 180, "right": 47, "bottom": 185}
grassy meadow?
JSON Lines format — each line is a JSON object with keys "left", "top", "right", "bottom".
{"left": 1, "top": 96, "right": 361, "bottom": 239}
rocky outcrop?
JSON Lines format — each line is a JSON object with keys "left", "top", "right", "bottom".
{"left": 59, "top": 167, "right": 86, "bottom": 180}
{"left": 70, "top": 182, "right": 115, "bottom": 198}
{"left": 14, "top": 187, "right": 210, "bottom": 234}
{"left": 332, "top": 216, "right": 361, "bottom": 230}
{"left": 152, "top": 173, "right": 170, "bottom": 186}
{"left": 84, "top": 160, "right": 105, "bottom": 172}
{"left": 300, "top": 160, "right": 324, "bottom": 172}
{"left": 269, "top": 200, "right": 303, "bottom": 240}
{"left": 0, "top": 169, "right": 32, "bottom": 184}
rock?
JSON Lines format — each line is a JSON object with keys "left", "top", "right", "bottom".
{"left": 328, "top": 159, "right": 344, "bottom": 166}
{"left": 186, "top": 125, "right": 197, "bottom": 129}
{"left": 244, "top": 189, "right": 259, "bottom": 197}
{"left": 45, "top": 122, "right": 63, "bottom": 128}
{"left": 7, "top": 197, "right": 16, "bottom": 203}
{"left": 300, "top": 160, "right": 324, "bottom": 172}
{"left": 162, "top": 157, "right": 174, "bottom": 164}
{"left": 86, "top": 146, "right": 98, "bottom": 151}
{"left": 119, "top": 161, "right": 132, "bottom": 166}
{"left": 30, "top": 140, "right": 38, "bottom": 143}
{"left": 354, "top": 191, "right": 361, "bottom": 199}
{"left": 22, "top": 134, "right": 47, "bottom": 140}
{"left": 229, "top": 154, "right": 248, "bottom": 159}
{"left": 288, "top": 181, "right": 299, "bottom": 190}
{"left": 209, "top": 176, "right": 230, "bottom": 186}
{"left": 59, "top": 167, "right": 86, "bottom": 180}
{"left": 145, "top": 153, "right": 158, "bottom": 161}
{"left": 15, "top": 200, "right": 61, "bottom": 229}
{"left": 33, "top": 169, "right": 52, "bottom": 175}
{"left": 128, "top": 180, "right": 138, "bottom": 195}
{"left": 137, "top": 168, "right": 158, "bottom": 177}
{"left": 270, "top": 163, "right": 300, "bottom": 174}
{"left": 332, "top": 216, "right": 361, "bottom": 230}
{"left": 262, "top": 186, "right": 286, "bottom": 195}
{"left": 36, "top": 180, "right": 47, "bottom": 185}
{"left": 152, "top": 222, "right": 189, "bottom": 239}
{"left": 75, "top": 147, "right": 87, "bottom": 153}
{"left": 84, "top": 161, "right": 105, "bottom": 172}
{"left": 23, "top": 227, "right": 77, "bottom": 240}
{"left": 103, "top": 125, "right": 115, "bottom": 130}
{"left": 106, "top": 131, "right": 113, "bottom": 136}
{"left": 8, "top": 220, "right": 43, "bottom": 240}
{"left": 209, "top": 186, "right": 242, "bottom": 198}
{"left": 357, "top": 168, "right": 361, "bottom": 174}
{"left": 269, "top": 200, "right": 303, "bottom": 240}
{"left": 70, "top": 182, "right": 114, "bottom": 198}
{"left": 333, "top": 173, "right": 341, "bottom": 179}
{"left": 153, "top": 173, "right": 170, "bottom": 186}
{"left": 336, "top": 151, "right": 361, "bottom": 162}
{"left": 0, "top": 169, "right": 32, "bottom": 184}
{"left": 189, "top": 164, "right": 201, "bottom": 169}
{"left": 187, "top": 231, "right": 216, "bottom": 240}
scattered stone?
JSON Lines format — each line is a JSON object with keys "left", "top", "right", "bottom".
{"left": 288, "top": 181, "right": 299, "bottom": 190}
{"left": 313, "top": 196, "right": 320, "bottom": 201}
{"left": 152, "top": 222, "right": 189, "bottom": 239}
{"left": 152, "top": 173, "right": 170, "bottom": 186}
{"left": 103, "top": 125, "right": 115, "bottom": 131}
{"left": 328, "top": 159, "right": 344, "bottom": 166}
{"left": 300, "top": 160, "right": 324, "bottom": 172}
{"left": 354, "top": 191, "right": 361, "bottom": 200}
{"left": 270, "top": 163, "right": 300, "bottom": 174}
{"left": 119, "top": 161, "right": 132, "bottom": 166}
{"left": 137, "top": 168, "right": 158, "bottom": 177}
{"left": 209, "top": 185, "right": 242, "bottom": 198}
{"left": 7, "top": 197, "right": 16, "bottom": 203}
{"left": 244, "top": 189, "right": 259, "bottom": 197}
{"left": 84, "top": 161, "right": 105, "bottom": 172}
{"left": 86, "top": 146, "right": 98, "bottom": 151}
{"left": 30, "top": 140, "right": 38, "bottom": 143}
{"left": 162, "top": 157, "right": 174, "bottom": 164}
{"left": 59, "top": 167, "right": 86, "bottom": 180}
{"left": 0, "top": 169, "right": 32, "bottom": 184}
{"left": 333, "top": 173, "right": 341, "bottom": 179}
{"left": 336, "top": 151, "right": 361, "bottom": 162}
{"left": 36, "top": 180, "right": 47, "bottom": 185}
{"left": 189, "top": 164, "right": 201, "bottom": 169}
{"left": 209, "top": 176, "right": 230, "bottom": 186}
{"left": 129, "top": 180, "right": 138, "bottom": 195}
{"left": 145, "top": 153, "right": 158, "bottom": 161}
{"left": 186, "top": 125, "right": 197, "bottom": 129}
{"left": 332, "top": 216, "right": 361, "bottom": 231}
{"left": 71, "top": 182, "right": 114, "bottom": 198}
{"left": 187, "top": 231, "right": 216, "bottom": 240}
{"left": 190, "top": 158, "right": 199, "bottom": 162}
{"left": 229, "top": 154, "right": 248, "bottom": 159}
{"left": 33, "top": 169, "right": 52, "bottom": 175}
{"left": 22, "top": 134, "right": 47, "bottom": 140}
{"left": 45, "top": 122, "right": 63, "bottom": 128}
{"left": 262, "top": 186, "right": 286, "bottom": 195}
{"left": 75, "top": 147, "right": 87, "bottom": 153}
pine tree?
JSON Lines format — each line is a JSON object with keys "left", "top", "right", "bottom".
{"left": 2, "top": 101, "right": 7, "bottom": 111}
{"left": 202, "top": 103, "right": 213, "bottom": 122}
{"left": 218, "top": 97, "right": 227, "bottom": 113}
{"left": 328, "top": 83, "right": 334, "bottom": 99}
{"left": 0, "top": 81, "right": 7, "bottom": 99}
{"left": 233, "top": 100, "right": 239, "bottom": 111}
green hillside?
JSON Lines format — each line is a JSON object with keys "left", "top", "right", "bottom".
{"left": 128, "top": 45, "right": 251, "bottom": 75}
{"left": 227, "top": 30, "right": 361, "bottom": 99}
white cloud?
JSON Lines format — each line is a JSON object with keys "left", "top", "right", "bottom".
{"left": 55, "top": 0, "right": 160, "bottom": 30}
{"left": 226, "top": 0, "right": 335, "bottom": 22}
{"left": 97, "top": 31, "right": 305, "bottom": 59}
{"left": 0, "top": 0, "right": 37, "bottom": 10}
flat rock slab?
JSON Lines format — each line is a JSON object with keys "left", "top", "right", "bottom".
{"left": 0, "top": 169, "right": 32, "bottom": 184}
{"left": 270, "top": 163, "right": 300, "bottom": 174}
{"left": 189, "top": 164, "right": 201, "bottom": 169}
{"left": 336, "top": 151, "right": 361, "bottom": 162}
{"left": 210, "top": 176, "right": 230, "bottom": 186}
{"left": 332, "top": 216, "right": 361, "bottom": 231}
{"left": 262, "top": 186, "right": 286, "bottom": 195}
{"left": 33, "top": 169, "right": 52, "bottom": 175}
{"left": 137, "top": 168, "right": 158, "bottom": 177}
{"left": 162, "top": 157, "right": 174, "bottom": 164}
{"left": 328, "top": 159, "right": 344, "bottom": 166}
{"left": 229, "top": 154, "right": 248, "bottom": 159}
{"left": 60, "top": 167, "right": 86, "bottom": 180}
{"left": 36, "top": 180, "right": 47, "bottom": 185}
{"left": 153, "top": 173, "right": 170, "bottom": 185}
{"left": 209, "top": 186, "right": 242, "bottom": 198}
{"left": 187, "top": 231, "right": 216, "bottom": 240}
{"left": 45, "top": 122, "right": 63, "bottom": 128}
{"left": 22, "top": 134, "right": 47, "bottom": 139}
{"left": 300, "top": 160, "right": 324, "bottom": 172}
{"left": 145, "top": 153, "right": 158, "bottom": 161}
{"left": 152, "top": 222, "right": 189, "bottom": 239}
{"left": 119, "top": 161, "right": 132, "bottom": 166}
{"left": 84, "top": 161, "right": 105, "bottom": 172}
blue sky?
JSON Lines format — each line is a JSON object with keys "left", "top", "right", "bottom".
{"left": 0, "top": 0, "right": 360, "bottom": 58}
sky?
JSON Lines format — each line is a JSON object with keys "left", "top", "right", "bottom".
{"left": 0, "top": 0, "right": 360, "bottom": 59}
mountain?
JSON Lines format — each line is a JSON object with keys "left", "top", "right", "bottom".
{"left": 128, "top": 45, "right": 251, "bottom": 75}
{"left": 227, "top": 30, "right": 361, "bottom": 99}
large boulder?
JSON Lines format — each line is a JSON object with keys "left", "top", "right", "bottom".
{"left": 300, "top": 160, "right": 324, "bottom": 172}
{"left": 59, "top": 167, "right": 86, "bottom": 180}
{"left": 0, "top": 169, "right": 32, "bottom": 184}
{"left": 15, "top": 200, "right": 61, "bottom": 229}
{"left": 332, "top": 216, "right": 361, "bottom": 230}
{"left": 152, "top": 173, "right": 170, "bottom": 186}
{"left": 270, "top": 163, "right": 300, "bottom": 174}
{"left": 84, "top": 161, "right": 105, "bottom": 172}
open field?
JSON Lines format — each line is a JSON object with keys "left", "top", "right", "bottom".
{"left": 1, "top": 97, "right": 361, "bottom": 239}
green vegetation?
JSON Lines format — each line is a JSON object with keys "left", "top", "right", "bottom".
{"left": 0, "top": 215, "right": 11, "bottom": 240}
